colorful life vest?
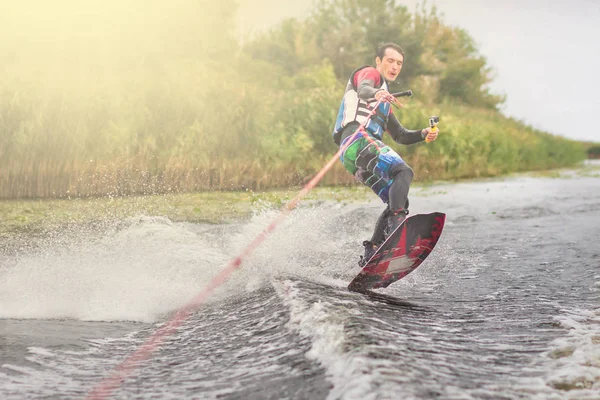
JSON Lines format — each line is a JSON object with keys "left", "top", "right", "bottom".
{"left": 333, "top": 66, "right": 391, "bottom": 142}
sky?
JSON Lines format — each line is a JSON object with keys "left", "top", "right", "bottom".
{"left": 238, "top": 0, "right": 600, "bottom": 143}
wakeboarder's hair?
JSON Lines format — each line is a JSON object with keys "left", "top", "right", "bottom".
{"left": 376, "top": 42, "right": 405, "bottom": 60}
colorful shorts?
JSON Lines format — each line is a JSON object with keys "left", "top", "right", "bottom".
{"left": 340, "top": 132, "right": 405, "bottom": 204}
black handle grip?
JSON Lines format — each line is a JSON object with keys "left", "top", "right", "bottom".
{"left": 391, "top": 90, "right": 412, "bottom": 98}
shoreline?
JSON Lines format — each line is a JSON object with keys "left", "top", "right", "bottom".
{"left": 1, "top": 160, "right": 599, "bottom": 241}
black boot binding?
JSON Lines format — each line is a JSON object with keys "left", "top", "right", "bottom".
{"left": 385, "top": 208, "right": 408, "bottom": 237}
{"left": 358, "top": 240, "right": 377, "bottom": 268}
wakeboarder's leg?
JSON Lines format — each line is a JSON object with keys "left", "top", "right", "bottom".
{"left": 386, "top": 163, "right": 413, "bottom": 234}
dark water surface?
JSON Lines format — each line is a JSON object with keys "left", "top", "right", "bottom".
{"left": 1, "top": 167, "right": 599, "bottom": 399}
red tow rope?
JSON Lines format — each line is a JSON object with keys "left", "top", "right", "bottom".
{"left": 86, "top": 100, "right": 384, "bottom": 399}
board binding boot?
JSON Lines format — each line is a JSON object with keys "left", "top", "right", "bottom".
{"left": 358, "top": 240, "right": 377, "bottom": 268}
{"left": 386, "top": 208, "right": 408, "bottom": 237}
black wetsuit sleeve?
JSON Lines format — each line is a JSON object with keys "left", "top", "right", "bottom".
{"left": 387, "top": 113, "right": 425, "bottom": 145}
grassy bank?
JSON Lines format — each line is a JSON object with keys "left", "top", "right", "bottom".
{"left": 0, "top": 185, "right": 372, "bottom": 239}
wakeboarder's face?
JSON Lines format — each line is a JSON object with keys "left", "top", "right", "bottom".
{"left": 376, "top": 48, "right": 404, "bottom": 82}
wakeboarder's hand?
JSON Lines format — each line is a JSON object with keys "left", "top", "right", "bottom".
{"left": 422, "top": 127, "right": 439, "bottom": 142}
{"left": 375, "top": 90, "right": 402, "bottom": 108}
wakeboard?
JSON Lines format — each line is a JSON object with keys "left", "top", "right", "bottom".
{"left": 348, "top": 212, "right": 445, "bottom": 292}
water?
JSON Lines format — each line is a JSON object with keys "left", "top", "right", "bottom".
{"left": 1, "top": 167, "right": 599, "bottom": 399}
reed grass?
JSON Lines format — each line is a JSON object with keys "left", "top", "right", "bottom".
{"left": 0, "top": 2, "right": 586, "bottom": 200}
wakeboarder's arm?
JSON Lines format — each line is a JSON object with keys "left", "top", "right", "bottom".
{"left": 387, "top": 113, "right": 426, "bottom": 145}
{"left": 354, "top": 67, "right": 382, "bottom": 100}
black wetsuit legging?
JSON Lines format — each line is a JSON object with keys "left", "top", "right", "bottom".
{"left": 370, "top": 163, "right": 413, "bottom": 245}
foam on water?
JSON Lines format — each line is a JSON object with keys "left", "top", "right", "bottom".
{"left": 274, "top": 279, "right": 376, "bottom": 400}
{"left": 0, "top": 203, "right": 371, "bottom": 323}
{"left": 541, "top": 306, "right": 600, "bottom": 399}
{"left": 511, "top": 283, "right": 600, "bottom": 400}
{"left": 224, "top": 204, "right": 362, "bottom": 288}
{"left": 0, "top": 216, "right": 227, "bottom": 321}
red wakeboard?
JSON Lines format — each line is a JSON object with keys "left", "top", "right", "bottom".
{"left": 348, "top": 212, "right": 445, "bottom": 292}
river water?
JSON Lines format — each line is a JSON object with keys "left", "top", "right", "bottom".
{"left": 1, "top": 164, "right": 599, "bottom": 399}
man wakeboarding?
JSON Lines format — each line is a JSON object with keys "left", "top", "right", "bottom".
{"left": 332, "top": 42, "right": 440, "bottom": 267}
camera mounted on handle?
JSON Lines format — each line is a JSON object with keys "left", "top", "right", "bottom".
{"left": 426, "top": 116, "right": 440, "bottom": 143}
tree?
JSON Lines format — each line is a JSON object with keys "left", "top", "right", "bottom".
{"left": 245, "top": 0, "right": 504, "bottom": 109}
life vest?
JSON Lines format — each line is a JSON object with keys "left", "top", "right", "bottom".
{"left": 333, "top": 66, "right": 391, "bottom": 143}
